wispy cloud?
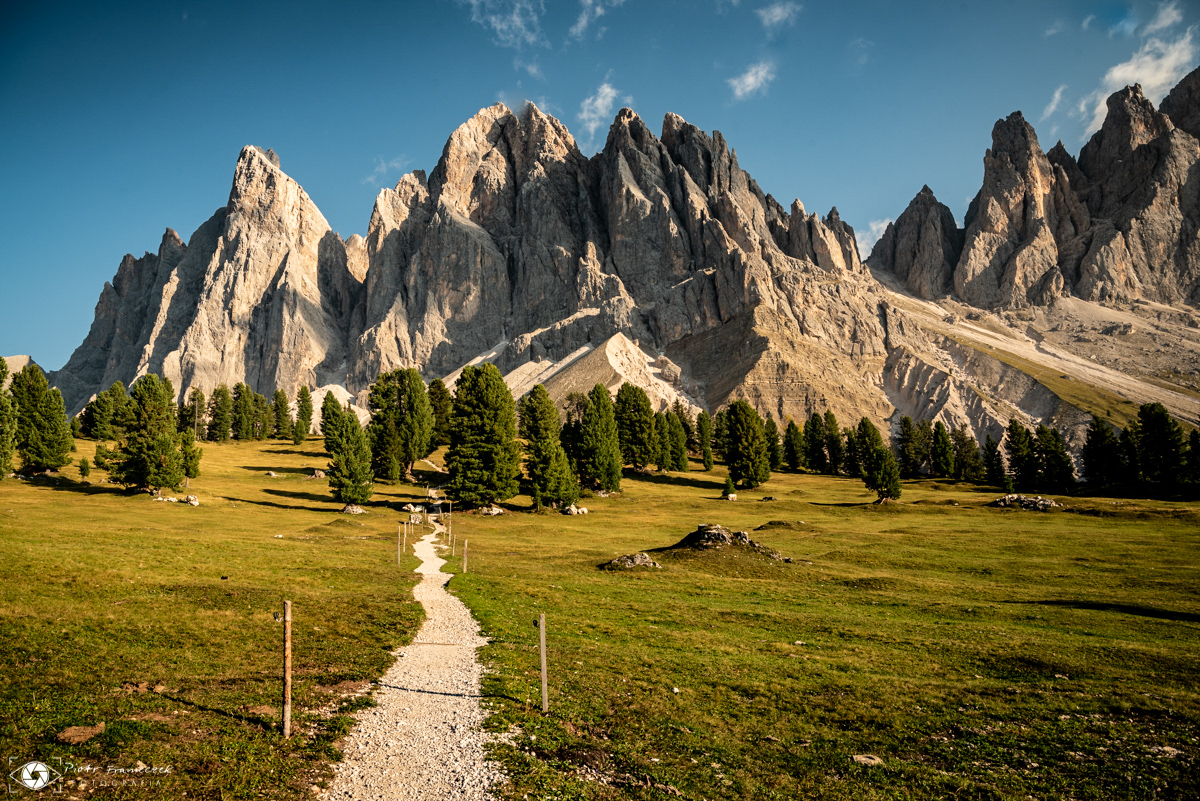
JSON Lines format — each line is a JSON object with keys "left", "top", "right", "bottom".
{"left": 514, "top": 57, "right": 543, "bottom": 79}
{"left": 728, "top": 60, "right": 776, "bottom": 100}
{"left": 1045, "top": 20, "right": 1064, "bottom": 37}
{"left": 856, "top": 219, "right": 892, "bottom": 257}
{"left": 1145, "top": 1, "right": 1184, "bottom": 35}
{"left": 1082, "top": 14, "right": 1095, "bottom": 30}
{"left": 756, "top": 1, "right": 801, "bottom": 30}
{"left": 849, "top": 37, "right": 873, "bottom": 65}
{"left": 1041, "top": 84, "right": 1067, "bottom": 120}
{"left": 1076, "top": 26, "right": 1198, "bottom": 134}
{"left": 461, "top": 0, "right": 546, "bottom": 49}
{"left": 1109, "top": 12, "right": 1140, "bottom": 38}
{"left": 569, "top": 0, "right": 626, "bottom": 39}
{"left": 362, "top": 156, "right": 412, "bottom": 187}
{"left": 578, "top": 81, "right": 626, "bottom": 149}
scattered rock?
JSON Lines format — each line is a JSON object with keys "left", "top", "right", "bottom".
{"left": 57, "top": 723, "right": 105, "bottom": 745}
{"left": 341, "top": 504, "right": 366, "bottom": 515}
{"left": 1150, "top": 745, "right": 1181, "bottom": 758}
{"left": 668, "top": 524, "right": 790, "bottom": 561}
{"left": 601, "top": 552, "right": 662, "bottom": 570}
{"left": 306, "top": 469, "right": 326, "bottom": 479}
{"left": 185, "top": 495, "right": 199, "bottom": 506}
{"left": 989, "top": 494, "right": 1061, "bottom": 511}
{"left": 480, "top": 504, "right": 503, "bottom": 516}
{"left": 266, "top": 471, "right": 278, "bottom": 477}
{"left": 852, "top": 754, "right": 883, "bottom": 766}
{"left": 760, "top": 496, "right": 777, "bottom": 501}
{"left": 726, "top": 493, "right": 737, "bottom": 501}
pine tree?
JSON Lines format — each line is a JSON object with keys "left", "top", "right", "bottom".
{"left": 112, "top": 373, "right": 185, "bottom": 491}
{"left": 427, "top": 378, "right": 453, "bottom": 447}
{"left": 856, "top": 417, "right": 885, "bottom": 457}
{"left": 368, "top": 369, "right": 432, "bottom": 480}
{"left": 931, "top": 421, "right": 954, "bottom": 478}
{"left": 272, "top": 389, "right": 293, "bottom": 439}
{"left": 863, "top": 445, "right": 902, "bottom": 501}
{"left": 181, "top": 387, "right": 206, "bottom": 439}
{"left": 519, "top": 384, "right": 579, "bottom": 508}
{"left": 252, "top": 392, "right": 273, "bottom": 440}
{"left": 725, "top": 400, "right": 770, "bottom": 488}
{"left": 231, "top": 383, "right": 254, "bottom": 441}
{"left": 579, "top": 384, "right": 622, "bottom": 491}
{"left": 70, "top": 415, "right": 82, "bottom": 439}
{"left": 10, "top": 364, "right": 73, "bottom": 472}
{"left": 396, "top": 369, "right": 433, "bottom": 474}
{"left": 180, "top": 428, "right": 202, "bottom": 483}
{"left": 1005, "top": 419, "right": 1038, "bottom": 491}
{"left": 446, "top": 363, "right": 521, "bottom": 507}
{"left": 723, "top": 476, "right": 735, "bottom": 497}
{"left": 1137, "top": 402, "right": 1185, "bottom": 486}
{"left": 0, "top": 357, "right": 15, "bottom": 478}
{"left": 843, "top": 427, "right": 861, "bottom": 477}
{"left": 764, "top": 417, "right": 783, "bottom": 471}
{"left": 712, "top": 409, "right": 729, "bottom": 461}
{"left": 951, "top": 426, "right": 984, "bottom": 481}
{"left": 824, "top": 411, "right": 843, "bottom": 475}
{"left": 294, "top": 386, "right": 313, "bottom": 445}
{"left": 93, "top": 443, "right": 111, "bottom": 470}
{"left": 1082, "top": 415, "right": 1120, "bottom": 487}
{"left": 206, "top": 385, "right": 233, "bottom": 442}
{"left": 1034, "top": 424, "right": 1075, "bottom": 492}
{"left": 79, "top": 457, "right": 90, "bottom": 479}
{"left": 652, "top": 412, "right": 671, "bottom": 471}
{"left": 1118, "top": 420, "right": 1142, "bottom": 486}
{"left": 614, "top": 382, "right": 655, "bottom": 469}
{"left": 896, "top": 416, "right": 919, "bottom": 477}
{"left": 327, "top": 410, "right": 374, "bottom": 506}
{"left": 983, "top": 434, "right": 1006, "bottom": 487}
{"left": 803, "top": 412, "right": 827, "bottom": 473}
{"left": 697, "top": 410, "right": 714, "bottom": 471}
{"left": 782, "top": 419, "right": 803, "bottom": 471}
{"left": 667, "top": 411, "right": 688, "bottom": 471}
{"left": 81, "top": 381, "right": 130, "bottom": 441}
{"left": 672, "top": 399, "right": 697, "bottom": 453}
{"left": 1185, "top": 429, "right": 1200, "bottom": 485}
{"left": 560, "top": 393, "right": 589, "bottom": 475}
{"left": 320, "top": 390, "right": 343, "bottom": 446}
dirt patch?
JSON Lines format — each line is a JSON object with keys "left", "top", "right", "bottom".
{"left": 57, "top": 723, "right": 105, "bottom": 744}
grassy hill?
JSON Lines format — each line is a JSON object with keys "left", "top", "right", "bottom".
{"left": 2, "top": 439, "right": 1198, "bottom": 799}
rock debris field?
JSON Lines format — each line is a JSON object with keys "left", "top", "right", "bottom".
{"left": 322, "top": 522, "right": 505, "bottom": 800}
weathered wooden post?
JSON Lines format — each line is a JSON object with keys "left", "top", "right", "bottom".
{"left": 463, "top": 539, "right": 468, "bottom": 573}
{"left": 283, "top": 600, "right": 293, "bottom": 738}
{"left": 539, "top": 613, "right": 548, "bottom": 713}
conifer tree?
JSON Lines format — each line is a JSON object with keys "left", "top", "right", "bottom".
{"left": 294, "top": 386, "right": 313, "bottom": 445}
{"left": 206, "top": 384, "right": 233, "bottom": 442}
{"left": 782, "top": 419, "right": 803, "bottom": 471}
{"left": 723, "top": 476, "right": 735, "bottom": 497}
{"left": 71, "top": 415, "right": 82, "bottom": 439}
{"left": 951, "top": 425, "right": 984, "bottom": 481}
{"left": 273, "top": 389, "right": 293, "bottom": 439}
{"left": 697, "top": 410, "right": 714, "bottom": 471}
{"left": 181, "top": 387, "right": 206, "bottom": 439}
{"left": 824, "top": 411, "right": 843, "bottom": 474}
{"left": 652, "top": 412, "right": 670, "bottom": 471}
{"left": 396, "top": 369, "right": 433, "bottom": 473}
{"left": 1005, "top": 419, "right": 1038, "bottom": 491}
{"left": 1137, "top": 402, "right": 1185, "bottom": 485}
{"left": 896, "top": 416, "right": 920, "bottom": 477}
{"left": 931, "top": 421, "right": 955, "bottom": 478}
{"left": 983, "top": 434, "right": 1006, "bottom": 487}
{"left": 667, "top": 411, "right": 688, "bottom": 471}
{"left": 1082, "top": 415, "right": 1120, "bottom": 487}
{"left": 446, "top": 363, "right": 521, "bottom": 507}
{"left": 427, "top": 378, "right": 452, "bottom": 447}
{"left": 180, "top": 428, "right": 202, "bottom": 484}
{"left": 519, "top": 384, "right": 580, "bottom": 508}
{"left": 10, "top": 364, "right": 72, "bottom": 472}
{"left": 560, "top": 393, "right": 589, "bottom": 474}
{"left": 579, "top": 384, "right": 622, "bottom": 490}
{"left": 712, "top": 408, "right": 729, "bottom": 461}
{"left": 79, "top": 457, "right": 90, "bottom": 479}
{"left": 843, "top": 426, "right": 861, "bottom": 477}
{"left": 252, "top": 392, "right": 273, "bottom": 440}
{"left": 856, "top": 417, "right": 885, "bottom": 457}
{"left": 112, "top": 373, "right": 184, "bottom": 491}
{"left": 1185, "top": 429, "right": 1200, "bottom": 485}
{"left": 615, "top": 382, "right": 655, "bottom": 469}
{"left": 1118, "top": 420, "right": 1142, "bottom": 486}
{"left": 320, "top": 390, "right": 343, "bottom": 444}
{"left": 0, "top": 357, "right": 15, "bottom": 478}
{"left": 672, "top": 399, "right": 697, "bottom": 452}
{"left": 1034, "top": 424, "right": 1075, "bottom": 492}
{"left": 803, "top": 412, "right": 827, "bottom": 473}
{"left": 863, "top": 444, "right": 902, "bottom": 501}
{"left": 725, "top": 400, "right": 770, "bottom": 488}
{"left": 327, "top": 410, "right": 374, "bottom": 506}
{"left": 764, "top": 417, "right": 783, "bottom": 471}
{"left": 232, "top": 383, "right": 255, "bottom": 441}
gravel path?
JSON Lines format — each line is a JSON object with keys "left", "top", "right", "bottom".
{"left": 321, "top": 520, "right": 504, "bottom": 800}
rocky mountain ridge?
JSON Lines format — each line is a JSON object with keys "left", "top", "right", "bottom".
{"left": 50, "top": 70, "right": 1200, "bottom": 450}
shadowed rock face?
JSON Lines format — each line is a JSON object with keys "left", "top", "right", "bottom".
{"left": 870, "top": 66, "right": 1200, "bottom": 310}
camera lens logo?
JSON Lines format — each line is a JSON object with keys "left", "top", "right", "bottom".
{"left": 10, "top": 761, "right": 61, "bottom": 791}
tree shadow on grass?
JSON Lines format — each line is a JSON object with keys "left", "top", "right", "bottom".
{"left": 240, "top": 465, "right": 313, "bottom": 476}
{"left": 1011, "top": 599, "right": 1200, "bottom": 623}
{"left": 626, "top": 471, "right": 725, "bottom": 493}
{"left": 28, "top": 477, "right": 132, "bottom": 497}
{"left": 263, "top": 488, "right": 338, "bottom": 505}
{"left": 263, "top": 446, "right": 327, "bottom": 459}
{"left": 220, "top": 493, "right": 334, "bottom": 514}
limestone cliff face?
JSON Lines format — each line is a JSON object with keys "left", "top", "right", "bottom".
{"left": 866, "top": 186, "right": 963, "bottom": 299}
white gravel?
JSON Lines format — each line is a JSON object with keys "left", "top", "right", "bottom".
{"left": 321, "top": 523, "right": 505, "bottom": 800}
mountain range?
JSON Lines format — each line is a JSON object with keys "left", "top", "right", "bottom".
{"left": 48, "top": 68, "right": 1200, "bottom": 447}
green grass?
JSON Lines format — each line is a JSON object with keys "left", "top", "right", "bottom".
{"left": 0, "top": 438, "right": 430, "bottom": 799}
{"left": 448, "top": 463, "right": 1200, "bottom": 800}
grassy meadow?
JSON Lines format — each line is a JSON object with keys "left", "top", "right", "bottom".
{"left": 2, "top": 438, "right": 1199, "bottom": 799}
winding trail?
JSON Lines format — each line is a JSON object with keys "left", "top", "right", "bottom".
{"left": 322, "top": 518, "right": 503, "bottom": 800}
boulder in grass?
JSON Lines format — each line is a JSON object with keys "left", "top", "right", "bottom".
{"left": 341, "top": 504, "right": 365, "bottom": 515}
{"left": 669, "top": 523, "right": 791, "bottom": 562}
{"left": 601, "top": 552, "right": 662, "bottom": 570}
{"left": 185, "top": 495, "right": 199, "bottom": 506}
{"left": 852, "top": 754, "right": 883, "bottom": 766}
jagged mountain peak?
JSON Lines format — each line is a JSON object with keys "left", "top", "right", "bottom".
{"left": 1078, "top": 83, "right": 1174, "bottom": 181}
{"left": 1161, "top": 64, "right": 1200, "bottom": 140}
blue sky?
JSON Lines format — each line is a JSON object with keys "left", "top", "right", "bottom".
{"left": 2, "top": 0, "right": 1197, "bottom": 369}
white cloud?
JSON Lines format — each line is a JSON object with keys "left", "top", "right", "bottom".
{"left": 1082, "top": 14, "right": 1095, "bottom": 30}
{"left": 569, "top": 0, "right": 626, "bottom": 39}
{"left": 1040, "top": 84, "right": 1067, "bottom": 120}
{"left": 461, "top": 0, "right": 546, "bottom": 49}
{"left": 1077, "top": 27, "right": 1198, "bottom": 133}
{"left": 514, "top": 57, "right": 544, "bottom": 79}
{"left": 728, "top": 60, "right": 776, "bottom": 100}
{"left": 1110, "top": 14, "right": 1140, "bottom": 38}
{"left": 856, "top": 219, "right": 892, "bottom": 256}
{"left": 578, "top": 82, "right": 622, "bottom": 142}
{"left": 362, "top": 156, "right": 412, "bottom": 186}
{"left": 756, "top": 1, "right": 801, "bottom": 29}
{"left": 1145, "top": 1, "right": 1184, "bottom": 36}
{"left": 1045, "top": 20, "right": 1064, "bottom": 37}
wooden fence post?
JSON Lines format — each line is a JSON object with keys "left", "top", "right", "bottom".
{"left": 539, "top": 612, "right": 548, "bottom": 713}
{"left": 398, "top": 523, "right": 402, "bottom": 563}
{"left": 283, "top": 601, "right": 293, "bottom": 738}
{"left": 463, "top": 539, "right": 468, "bottom": 573}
